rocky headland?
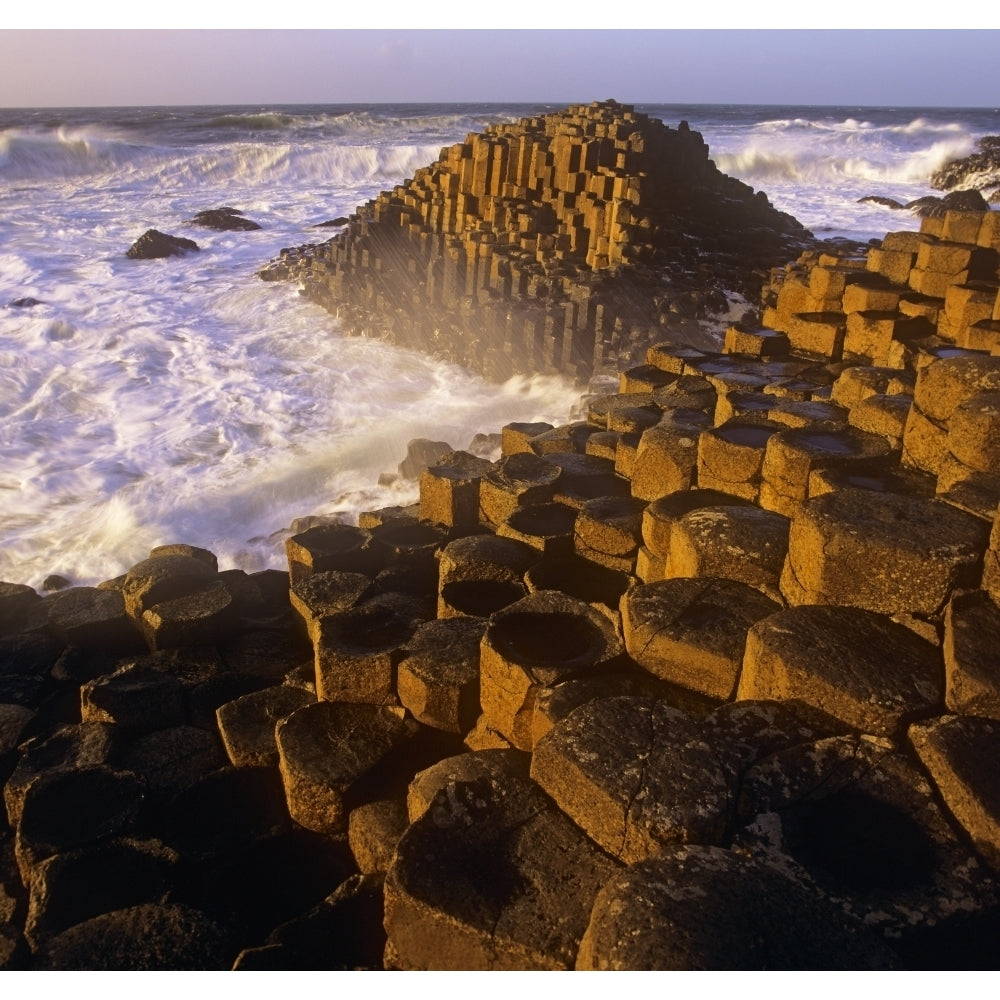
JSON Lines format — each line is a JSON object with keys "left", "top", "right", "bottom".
{"left": 3, "top": 102, "right": 1000, "bottom": 971}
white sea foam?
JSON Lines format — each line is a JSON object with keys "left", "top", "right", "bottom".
{"left": 1, "top": 102, "right": 998, "bottom": 589}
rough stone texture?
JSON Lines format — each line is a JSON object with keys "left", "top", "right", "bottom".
{"left": 496, "top": 501, "right": 577, "bottom": 557}
{"left": 122, "top": 725, "right": 228, "bottom": 800}
{"left": 781, "top": 488, "right": 989, "bottom": 616}
{"left": 285, "top": 523, "right": 382, "bottom": 585}
{"left": 396, "top": 617, "right": 485, "bottom": 733}
{"left": 263, "top": 101, "right": 808, "bottom": 382}
{"left": 405, "top": 748, "right": 530, "bottom": 822}
{"left": 215, "top": 684, "right": 316, "bottom": 768}
{"left": 944, "top": 590, "right": 1000, "bottom": 718}
{"left": 697, "top": 419, "right": 783, "bottom": 501}
{"left": 640, "top": 488, "right": 752, "bottom": 563}
{"left": 577, "top": 846, "right": 897, "bottom": 970}
{"left": 275, "top": 701, "right": 418, "bottom": 836}
{"left": 384, "top": 772, "right": 620, "bottom": 969}
{"left": 289, "top": 570, "right": 370, "bottom": 641}
{"left": 125, "top": 230, "right": 199, "bottom": 260}
{"left": 909, "top": 714, "right": 1000, "bottom": 872}
{"left": 41, "top": 587, "right": 143, "bottom": 652}
{"left": 735, "top": 734, "right": 999, "bottom": 940}
{"left": 530, "top": 697, "right": 733, "bottom": 862}
{"left": 436, "top": 532, "right": 535, "bottom": 619}
{"left": 479, "top": 590, "right": 623, "bottom": 749}
{"left": 630, "top": 411, "right": 713, "bottom": 502}
{"left": 348, "top": 798, "right": 410, "bottom": 874}
{"left": 621, "top": 578, "right": 781, "bottom": 700}
{"left": 34, "top": 903, "right": 232, "bottom": 970}
{"left": 80, "top": 663, "right": 186, "bottom": 730}
{"left": 419, "top": 450, "right": 494, "bottom": 530}
{"left": 478, "top": 452, "right": 561, "bottom": 527}
{"left": 664, "top": 505, "right": 790, "bottom": 602}
{"left": 737, "top": 605, "right": 942, "bottom": 736}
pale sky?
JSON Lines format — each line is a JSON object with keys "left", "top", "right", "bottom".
{"left": 1, "top": 7, "right": 998, "bottom": 108}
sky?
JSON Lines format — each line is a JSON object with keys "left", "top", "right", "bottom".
{"left": 1, "top": 7, "right": 999, "bottom": 108}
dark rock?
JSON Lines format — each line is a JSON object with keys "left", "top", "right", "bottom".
{"left": 41, "top": 576, "right": 70, "bottom": 592}
{"left": 906, "top": 190, "right": 990, "bottom": 218}
{"left": 187, "top": 207, "right": 261, "bottom": 231}
{"left": 8, "top": 297, "right": 41, "bottom": 308}
{"left": 312, "top": 217, "right": 349, "bottom": 228}
{"left": 397, "top": 438, "right": 454, "bottom": 481}
{"left": 33, "top": 903, "right": 234, "bottom": 970}
{"left": 858, "top": 196, "right": 905, "bottom": 210}
{"left": 578, "top": 845, "right": 898, "bottom": 969}
{"left": 931, "top": 136, "right": 1000, "bottom": 194}
{"left": 125, "top": 229, "right": 199, "bottom": 260}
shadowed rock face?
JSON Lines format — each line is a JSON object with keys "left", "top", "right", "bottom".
{"left": 260, "top": 100, "right": 813, "bottom": 381}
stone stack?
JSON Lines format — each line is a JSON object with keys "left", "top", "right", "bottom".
{"left": 5, "top": 219, "right": 1000, "bottom": 968}
{"left": 261, "top": 100, "right": 810, "bottom": 381}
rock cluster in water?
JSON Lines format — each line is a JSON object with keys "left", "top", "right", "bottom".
{"left": 932, "top": 135, "right": 1000, "bottom": 203}
{"left": 260, "top": 100, "right": 812, "bottom": 380}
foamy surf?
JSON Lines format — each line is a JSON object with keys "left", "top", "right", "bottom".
{"left": 2, "top": 101, "right": 998, "bottom": 589}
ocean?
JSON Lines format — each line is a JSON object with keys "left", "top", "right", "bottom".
{"left": 2, "top": 102, "right": 999, "bottom": 590}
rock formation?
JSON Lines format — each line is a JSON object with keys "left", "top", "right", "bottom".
{"left": 932, "top": 135, "right": 1000, "bottom": 203}
{"left": 260, "top": 100, "right": 812, "bottom": 380}
{"left": 125, "top": 230, "right": 199, "bottom": 260}
{"left": 4, "top": 134, "right": 1000, "bottom": 972}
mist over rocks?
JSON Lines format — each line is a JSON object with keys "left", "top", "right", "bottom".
{"left": 261, "top": 100, "right": 814, "bottom": 381}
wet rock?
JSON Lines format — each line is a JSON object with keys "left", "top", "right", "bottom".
{"left": 125, "top": 229, "right": 199, "bottom": 260}
{"left": 187, "top": 207, "right": 261, "bottom": 231}
{"left": 397, "top": 438, "right": 453, "bottom": 481}
{"left": 215, "top": 684, "right": 315, "bottom": 768}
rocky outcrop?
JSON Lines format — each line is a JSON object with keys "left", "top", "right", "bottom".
{"left": 6, "top": 206, "right": 1000, "bottom": 969}
{"left": 187, "top": 208, "right": 262, "bottom": 232}
{"left": 125, "top": 230, "right": 199, "bottom": 260}
{"left": 932, "top": 136, "right": 1000, "bottom": 202}
{"left": 260, "top": 100, "right": 812, "bottom": 381}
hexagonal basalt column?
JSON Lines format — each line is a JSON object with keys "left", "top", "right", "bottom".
{"left": 496, "top": 501, "right": 577, "bottom": 558}
{"left": 478, "top": 453, "right": 561, "bottom": 527}
{"left": 285, "top": 523, "right": 382, "bottom": 585}
{"left": 781, "top": 488, "right": 989, "bottom": 616}
{"left": 436, "top": 534, "right": 536, "bottom": 619}
{"left": 479, "top": 591, "right": 623, "bottom": 749}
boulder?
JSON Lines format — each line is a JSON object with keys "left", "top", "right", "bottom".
{"left": 187, "top": 207, "right": 261, "bottom": 231}
{"left": 125, "top": 230, "right": 199, "bottom": 260}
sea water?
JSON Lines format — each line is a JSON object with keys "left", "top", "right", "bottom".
{"left": 2, "top": 102, "right": 998, "bottom": 589}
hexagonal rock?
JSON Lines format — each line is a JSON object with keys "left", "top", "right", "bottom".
{"left": 405, "top": 748, "right": 530, "bottom": 821}
{"left": 697, "top": 420, "right": 783, "bottom": 502}
{"left": 734, "top": 734, "right": 999, "bottom": 939}
{"left": 313, "top": 593, "right": 423, "bottom": 704}
{"left": 641, "top": 488, "right": 752, "bottom": 562}
{"left": 436, "top": 534, "right": 535, "bottom": 619}
{"left": 664, "top": 505, "right": 790, "bottom": 602}
{"left": 912, "top": 353, "right": 1000, "bottom": 425}
{"left": 621, "top": 578, "right": 782, "bottom": 700}
{"left": 419, "top": 450, "right": 494, "bottom": 530}
{"left": 544, "top": 452, "right": 630, "bottom": 509}
{"left": 781, "top": 488, "right": 989, "bottom": 617}
{"left": 140, "top": 580, "right": 240, "bottom": 652}
{"left": 478, "top": 452, "right": 561, "bottom": 527}
{"left": 15, "top": 766, "right": 145, "bottom": 889}
{"left": 496, "top": 501, "right": 577, "bottom": 557}
{"left": 80, "top": 662, "right": 186, "bottom": 731}
{"left": 577, "top": 846, "right": 897, "bottom": 970}
{"left": 33, "top": 903, "right": 233, "bottom": 970}
{"left": 275, "top": 701, "right": 418, "bottom": 836}
{"left": 523, "top": 553, "right": 630, "bottom": 611}
{"left": 24, "top": 836, "right": 178, "bottom": 949}
{"left": 500, "top": 421, "right": 554, "bottom": 456}
{"left": 479, "top": 591, "right": 623, "bottom": 750}
{"left": 289, "top": 570, "right": 370, "bottom": 641}
{"left": 121, "top": 554, "right": 216, "bottom": 620}
{"left": 944, "top": 590, "right": 1000, "bottom": 718}
{"left": 909, "top": 714, "right": 1000, "bottom": 872}
{"left": 5, "top": 722, "right": 118, "bottom": 829}
{"left": 630, "top": 411, "right": 713, "bottom": 502}
{"left": 759, "top": 424, "right": 894, "bottom": 517}
{"left": 284, "top": 523, "right": 382, "bottom": 585}
{"left": 368, "top": 518, "right": 449, "bottom": 568}
{"left": 215, "top": 684, "right": 316, "bottom": 768}
{"left": 530, "top": 697, "right": 733, "bottom": 863}
{"left": 347, "top": 797, "right": 409, "bottom": 874}
{"left": 397, "top": 617, "right": 485, "bottom": 734}
{"left": 847, "top": 393, "right": 911, "bottom": 448}
{"left": 574, "top": 495, "right": 646, "bottom": 572}
{"left": 737, "top": 605, "right": 942, "bottom": 736}
{"left": 947, "top": 391, "right": 1000, "bottom": 474}
{"left": 41, "top": 587, "right": 143, "bottom": 652}
{"left": 122, "top": 725, "right": 228, "bottom": 801}
{"left": 384, "top": 772, "right": 621, "bottom": 970}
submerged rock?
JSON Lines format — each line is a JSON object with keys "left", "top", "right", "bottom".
{"left": 187, "top": 207, "right": 262, "bottom": 231}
